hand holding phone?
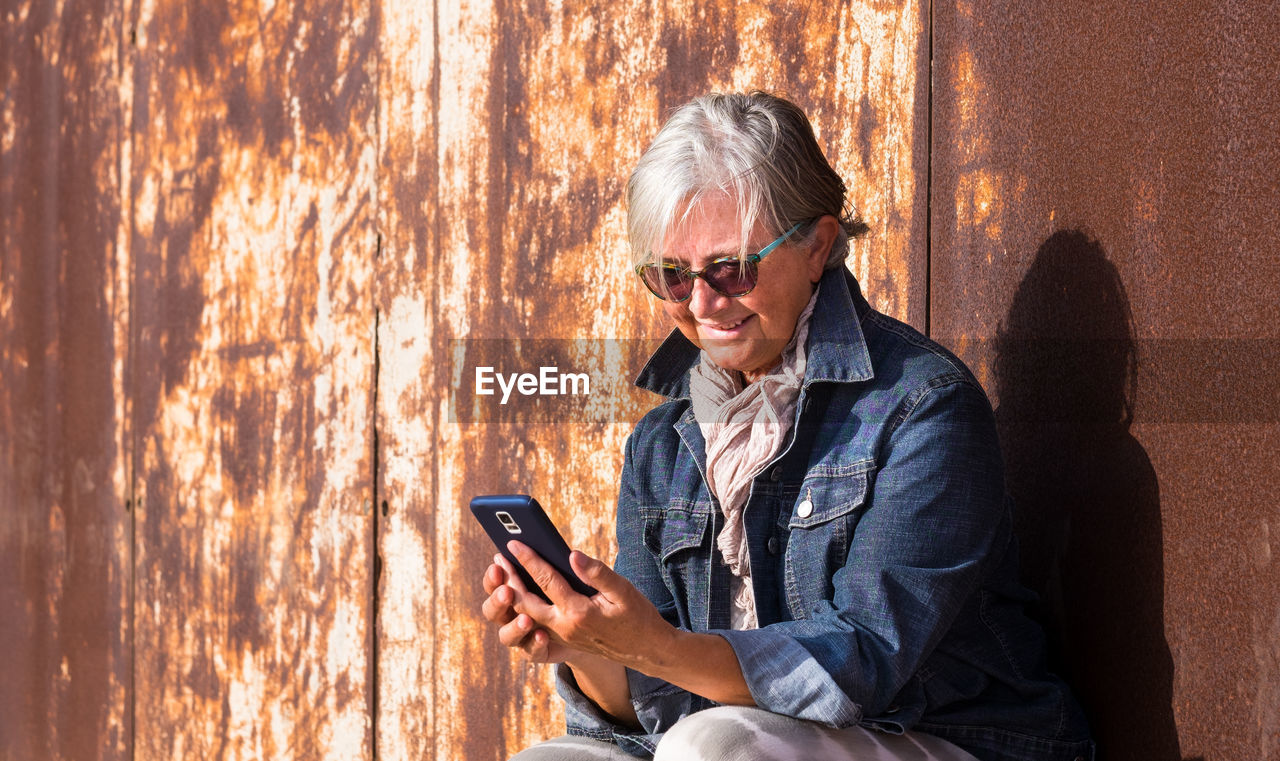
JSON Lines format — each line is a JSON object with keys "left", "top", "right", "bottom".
{"left": 470, "top": 494, "right": 598, "bottom": 603}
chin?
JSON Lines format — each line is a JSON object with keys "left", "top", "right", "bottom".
{"left": 702, "top": 348, "right": 764, "bottom": 375}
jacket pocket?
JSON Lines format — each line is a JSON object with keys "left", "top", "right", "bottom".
{"left": 640, "top": 497, "right": 711, "bottom": 564}
{"left": 640, "top": 498, "right": 712, "bottom": 628}
{"left": 783, "top": 458, "right": 875, "bottom": 618}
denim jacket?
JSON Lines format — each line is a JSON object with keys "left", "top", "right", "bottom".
{"left": 556, "top": 268, "right": 1093, "bottom": 761}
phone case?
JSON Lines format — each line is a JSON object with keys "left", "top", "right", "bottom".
{"left": 470, "top": 494, "right": 598, "bottom": 602}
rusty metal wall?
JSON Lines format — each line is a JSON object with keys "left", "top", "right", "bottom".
{"left": 931, "top": 2, "right": 1280, "bottom": 760}
{"left": 373, "top": 2, "right": 929, "bottom": 759}
{"left": 4, "top": 0, "right": 927, "bottom": 757}
{"left": 26, "top": 1, "right": 1279, "bottom": 760}
{"left": 124, "top": 0, "right": 377, "bottom": 758}
{"left": 1, "top": 0, "right": 131, "bottom": 759}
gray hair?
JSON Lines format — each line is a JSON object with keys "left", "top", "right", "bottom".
{"left": 626, "top": 91, "right": 868, "bottom": 269}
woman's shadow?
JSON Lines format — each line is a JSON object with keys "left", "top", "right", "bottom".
{"left": 994, "top": 229, "right": 1186, "bottom": 761}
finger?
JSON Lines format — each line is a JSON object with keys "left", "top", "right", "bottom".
{"left": 481, "top": 585, "right": 516, "bottom": 624}
{"left": 508, "top": 540, "right": 579, "bottom": 608}
{"left": 503, "top": 613, "right": 560, "bottom": 663}
{"left": 524, "top": 627, "right": 558, "bottom": 662}
{"left": 530, "top": 622, "right": 570, "bottom": 651}
{"left": 518, "top": 620, "right": 557, "bottom": 661}
{"left": 494, "top": 549, "right": 556, "bottom": 626}
{"left": 482, "top": 559, "right": 506, "bottom": 595}
{"left": 493, "top": 552, "right": 531, "bottom": 596}
{"left": 496, "top": 613, "right": 536, "bottom": 650}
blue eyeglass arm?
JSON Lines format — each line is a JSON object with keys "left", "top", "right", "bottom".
{"left": 748, "top": 221, "right": 805, "bottom": 263}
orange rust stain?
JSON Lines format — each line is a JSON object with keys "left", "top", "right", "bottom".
{"left": 128, "top": 1, "right": 375, "bottom": 759}
{"left": 6, "top": 1, "right": 931, "bottom": 759}
{"left": 1, "top": 0, "right": 133, "bottom": 757}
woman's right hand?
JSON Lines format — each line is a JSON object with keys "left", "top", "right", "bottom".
{"left": 481, "top": 553, "right": 580, "bottom": 664}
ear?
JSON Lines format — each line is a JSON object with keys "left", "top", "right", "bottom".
{"left": 806, "top": 215, "right": 840, "bottom": 282}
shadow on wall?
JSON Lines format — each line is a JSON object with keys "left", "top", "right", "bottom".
{"left": 993, "top": 229, "right": 1192, "bottom": 761}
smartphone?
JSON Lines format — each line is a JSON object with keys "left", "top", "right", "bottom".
{"left": 470, "top": 494, "right": 597, "bottom": 602}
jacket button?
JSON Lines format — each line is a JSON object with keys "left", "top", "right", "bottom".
{"left": 770, "top": 467, "right": 782, "bottom": 482}
{"left": 767, "top": 537, "right": 781, "bottom": 555}
{"left": 796, "top": 499, "right": 813, "bottom": 518}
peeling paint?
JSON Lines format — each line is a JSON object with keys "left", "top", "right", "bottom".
{"left": 124, "top": 0, "right": 376, "bottom": 758}
{"left": 30, "top": 1, "right": 1280, "bottom": 760}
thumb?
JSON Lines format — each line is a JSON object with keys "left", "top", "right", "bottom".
{"left": 569, "top": 551, "right": 625, "bottom": 596}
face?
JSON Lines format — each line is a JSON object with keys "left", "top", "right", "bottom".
{"left": 658, "top": 194, "right": 832, "bottom": 383}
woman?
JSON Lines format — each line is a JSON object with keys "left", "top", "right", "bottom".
{"left": 481, "top": 92, "right": 1093, "bottom": 761}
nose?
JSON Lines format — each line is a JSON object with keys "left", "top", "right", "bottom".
{"left": 686, "top": 277, "right": 730, "bottom": 317}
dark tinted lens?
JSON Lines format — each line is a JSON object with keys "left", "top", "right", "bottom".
{"left": 640, "top": 264, "right": 693, "bottom": 301}
{"left": 702, "top": 259, "right": 757, "bottom": 296}
{"left": 661, "top": 266, "right": 694, "bottom": 300}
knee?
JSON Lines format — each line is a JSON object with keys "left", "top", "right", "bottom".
{"left": 653, "top": 706, "right": 766, "bottom": 761}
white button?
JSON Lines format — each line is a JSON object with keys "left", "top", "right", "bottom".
{"left": 796, "top": 499, "right": 813, "bottom": 518}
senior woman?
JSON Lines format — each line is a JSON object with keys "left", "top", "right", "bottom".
{"left": 480, "top": 91, "right": 1093, "bottom": 761}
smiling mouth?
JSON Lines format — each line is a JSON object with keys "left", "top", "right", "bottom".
{"left": 699, "top": 316, "right": 752, "bottom": 333}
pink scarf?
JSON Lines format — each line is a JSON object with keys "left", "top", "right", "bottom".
{"left": 689, "top": 287, "right": 819, "bottom": 629}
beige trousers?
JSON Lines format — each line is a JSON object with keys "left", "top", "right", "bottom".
{"left": 509, "top": 706, "right": 980, "bottom": 761}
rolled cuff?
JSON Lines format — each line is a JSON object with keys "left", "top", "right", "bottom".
{"left": 555, "top": 664, "right": 709, "bottom": 757}
{"left": 715, "top": 628, "right": 863, "bottom": 727}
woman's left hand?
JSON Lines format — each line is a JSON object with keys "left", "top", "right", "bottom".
{"left": 504, "top": 540, "right": 677, "bottom": 672}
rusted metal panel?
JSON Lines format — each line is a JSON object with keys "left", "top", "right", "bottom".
{"left": 372, "top": 4, "right": 442, "bottom": 759}
{"left": 0, "top": 0, "right": 131, "bottom": 758}
{"left": 931, "top": 1, "right": 1280, "bottom": 759}
{"left": 126, "top": 0, "right": 377, "bottom": 758}
{"left": 374, "top": 2, "right": 929, "bottom": 759}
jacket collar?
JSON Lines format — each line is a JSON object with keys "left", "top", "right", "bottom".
{"left": 634, "top": 267, "right": 875, "bottom": 399}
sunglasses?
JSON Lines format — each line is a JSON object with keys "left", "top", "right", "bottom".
{"left": 635, "top": 221, "right": 805, "bottom": 302}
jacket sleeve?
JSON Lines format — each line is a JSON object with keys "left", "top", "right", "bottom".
{"left": 554, "top": 424, "right": 714, "bottom": 757}
{"left": 715, "top": 375, "right": 1009, "bottom": 726}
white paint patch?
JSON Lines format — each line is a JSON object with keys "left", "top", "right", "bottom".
{"left": 328, "top": 595, "right": 371, "bottom": 756}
